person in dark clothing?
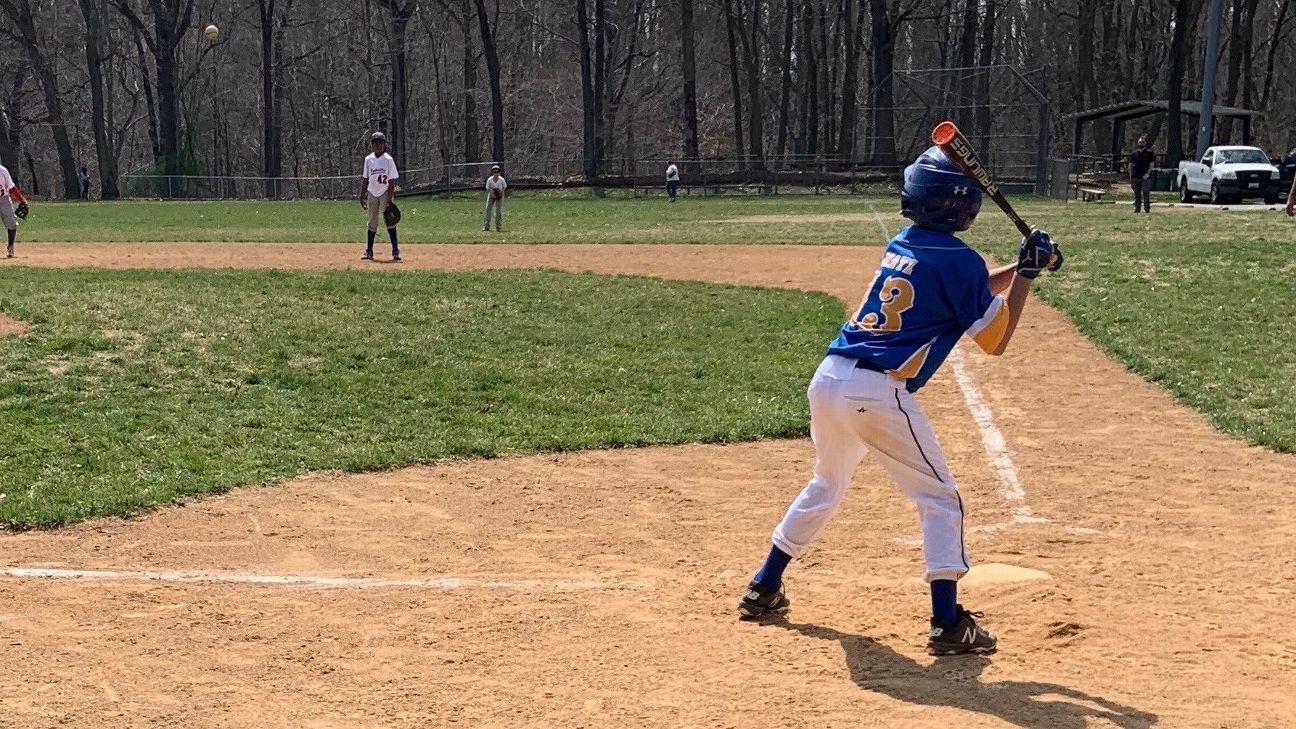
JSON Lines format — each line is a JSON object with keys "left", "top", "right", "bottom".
{"left": 79, "top": 167, "right": 92, "bottom": 200}
{"left": 1129, "top": 137, "right": 1156, "bottom": 213}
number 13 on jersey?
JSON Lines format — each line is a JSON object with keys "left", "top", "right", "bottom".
{"left": 852, "top": 275, "right": 916, "bottom": 333}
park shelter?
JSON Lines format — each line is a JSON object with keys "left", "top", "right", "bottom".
{"left": 1070, "top": 100, "right": 1264, "bottom": 165}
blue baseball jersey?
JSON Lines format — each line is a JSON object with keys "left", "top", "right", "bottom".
{"left": 826, "top": 225, "right": 1009, "bottom": 392}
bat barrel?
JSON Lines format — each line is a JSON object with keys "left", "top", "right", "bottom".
{"left": 931, "top": 121, "right": 960, "bottom": 146}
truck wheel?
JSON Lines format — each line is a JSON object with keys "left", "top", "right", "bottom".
{"left": 1265, "top": 195, "right": 1281, "bottom": 205}
{"left": 1180, "top": 179, "right": 1194, "bottom": 203}
{"left": 1210, "top": 181, "right": 1224, "bottom": 205}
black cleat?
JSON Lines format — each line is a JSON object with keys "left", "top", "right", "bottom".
{"left": 927, "top": 605, "right": 998, "bottom": 655}
{"left": 738, "top": 581, "right": 790, "bottom": 619}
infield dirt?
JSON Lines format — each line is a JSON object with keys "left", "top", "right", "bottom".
{"left": 1, "top": 242, "right": 1292, "bottom": 728}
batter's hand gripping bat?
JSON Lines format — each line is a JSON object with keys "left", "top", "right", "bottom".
{"left": 931, "top": 121, "right": 1033, "bottom": 238}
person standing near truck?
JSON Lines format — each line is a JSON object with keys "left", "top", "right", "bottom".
{"left": 1129, "top": 136, "right": 1156, "bottom": 214}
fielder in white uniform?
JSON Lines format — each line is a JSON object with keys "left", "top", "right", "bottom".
{"left": 360, "top": 131, "right": 400, "bottom": 262}
{"left": 483, "top": 165, "right": 506, "bottom": 232}
{"left": 738, "top": 144, "right": 1063, "bottom": 655}
{"left": 0, "top": 163, "right": 29, "bottom": 258}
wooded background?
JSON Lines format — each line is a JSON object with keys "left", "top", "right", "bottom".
{"left": 2, "top": 0, "right": 1293, "bottom": 198}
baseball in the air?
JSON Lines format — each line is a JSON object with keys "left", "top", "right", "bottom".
{"left": 204, "top": 24, "right": 219, "bottom": 43}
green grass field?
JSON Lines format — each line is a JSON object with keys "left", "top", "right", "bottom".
{"left": 20, "top": 194, "right": 895, "bottom": 244}
{"left": 3, "top": 193, "right": 1293, "bottom": 526}
{"left": 0, "top": 268, "right": 841, "bottom": 527}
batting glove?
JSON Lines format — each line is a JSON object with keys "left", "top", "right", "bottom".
{"left": 1047, "top": 241, "right": 1065, "bottom": 273}
{"left": 1016, "top": 229, "right": 1054, "bottom": 279}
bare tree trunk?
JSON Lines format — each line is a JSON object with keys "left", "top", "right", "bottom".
{"left": 1261, "top": 0, "right": 1292, "bottom": 107}
{"left": 426, "top": 23, "right": 453, "bottom": 173}
{"left": 867, "top": 0, "right": 896, "bottom": 166}
{"left": 604, "top": 0, "right": 648, "bottom": 170}
{"left": 462, "top": 2, "right": 480, "bottom": 164}
{"left": 472, "top": 0, "right": 505, "bottom": 164}
{"left": 593, "top": 0, "right": 608, "bottom": 171}
{"left": 824, "top": 0, "right": 841, "bottom": 154}
{"left": 817, "top": 4, "right": 831, "bottom": 153}
{"left": 775, "top": 0, "right": 796, "bottom": 164}
{"left": 1219, "top": 0, "right": 1245, "bottom": 141}
{"left": 802, "top": 0, "right": 818, "bottom": 157}
{"left": 974, "top": 0, "right": 996, "bottom": 147}
{"left": 118, "top": 0, "right": 198, "bottom": 176}
{"left": 1166, "top": 0, "right": 1202, "bottom": 165}
{"left": 257, "top": 0, "right": 294, "bottom": 196}
{"left": 0, "top": 98, "right": 18, "bottom": 173}
{"left": 722, "top": 0, "right": 746, "bottom": 164}
{"left": 77, "top": 0, "right": 121, "bottom": 198}
{"left": 955, "top": 0, "right": 978, "bottom": 107}
{"left": 836, "top": 0, "right": 866, "bottom": 160}
{"left": 2, "top": 0, "right": 82, "bottom": 197}
{"left": 131, "top": 26, "right": 161, "bottom": 160}
{"left": 382, "top": 0, "right": 417, "bottom": 166}
{"left": 680, "top": 0, "right": 700, "bottom": 168}
{"left": 735, "top": 0, "right": 765, "bottom": 169}
{"left": 576, "top": 0, "right": 598, "bottom": 177}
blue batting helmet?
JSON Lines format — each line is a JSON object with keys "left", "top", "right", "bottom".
{"left": 900, "top": 145, "right": 982, "bottom": 232}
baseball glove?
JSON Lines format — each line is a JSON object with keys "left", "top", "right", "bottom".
{"left": 14, "top": 201, "right": 28, "bottom": 220}
{"left": 491, "top": 190, "right": 503, "bottom": 201}
{"left": 383, "top": 202, "right": 401, "bottom": 228}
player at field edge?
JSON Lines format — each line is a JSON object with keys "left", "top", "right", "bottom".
{"left": 666, "top": 160, "right": 680, "bottom": 202}
{"left": 0, "top": 162, "right": 30, "bottom": 258}
{"left": 738, "top": 144, "right": 1063, "bottom": 656}
{"left": 1285, "top": 160, "right": 1296, "bottom": 216}
{"left": 359, "top": 131, "right": 401, "bottom": 262}
{"left": 1129, "top": 136, "right": 1155, "bottom": 214}
{"left": 483, "top": 165, "right": 506, "bottom": 232}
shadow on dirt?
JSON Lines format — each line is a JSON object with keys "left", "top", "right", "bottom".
{"left": 772, "top": 621, "right": 1157, "bottom": 728}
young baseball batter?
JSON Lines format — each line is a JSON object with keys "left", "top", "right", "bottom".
{"left": 360, "top": 132, "right": 400, "bottom": 262}
{"left": 483, "top": 165, "right": 506, "bottom": 232}
{"left": 738, "top": 144, "right": 1062, "bottom": 655}
{"left": 0, "top": 163, "right": 30, "bottom": 258}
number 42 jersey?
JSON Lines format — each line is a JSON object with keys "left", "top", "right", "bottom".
{"left": 826, "top": 225, "right": 1011, "bottom": 392}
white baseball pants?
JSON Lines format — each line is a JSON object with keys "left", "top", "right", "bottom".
{"left": 483, "top": 196, "right": 503, "bottom": 229}
{"left": 366, "top": 192, "right": 388, "bottom": 233}
{"left": 0, "top": 196, "right": 15, "bottom": 231}
{"left": 771, "top": 355, "right": 970, "bottom": 583}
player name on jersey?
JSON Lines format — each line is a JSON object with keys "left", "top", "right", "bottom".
{"left": 878, "top": 251, "right": 919, "bottom": 275}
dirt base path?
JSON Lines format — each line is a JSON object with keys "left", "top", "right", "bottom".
{"left": 2, "top": 243, "right": 1293, "bottom": 728}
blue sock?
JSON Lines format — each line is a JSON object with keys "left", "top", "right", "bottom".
{"left": 388, "top": 227, "right": 399, "bottom": 254}
{"left": 366, "top": 230, "right": 375, "bottom": 252}
{"left": 754, "top": 545, "right": 792, "bottom": 591}
{"left": 931, "top": 579, "right": 959, "bottom": 624}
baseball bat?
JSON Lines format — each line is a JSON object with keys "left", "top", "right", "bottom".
{"left": 931, "top": 121, "right": 1033, "bottom": 238}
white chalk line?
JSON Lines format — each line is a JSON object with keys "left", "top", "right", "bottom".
{"left": 0, "top": 566, "right": 653, "bottom": 592}
{"left": 948, "top": 347, "right": 1048, "bottom": 532}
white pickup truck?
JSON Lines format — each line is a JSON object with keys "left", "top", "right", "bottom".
{"left": 1178, "top": 146, "right": 1283, "bottom": 205}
